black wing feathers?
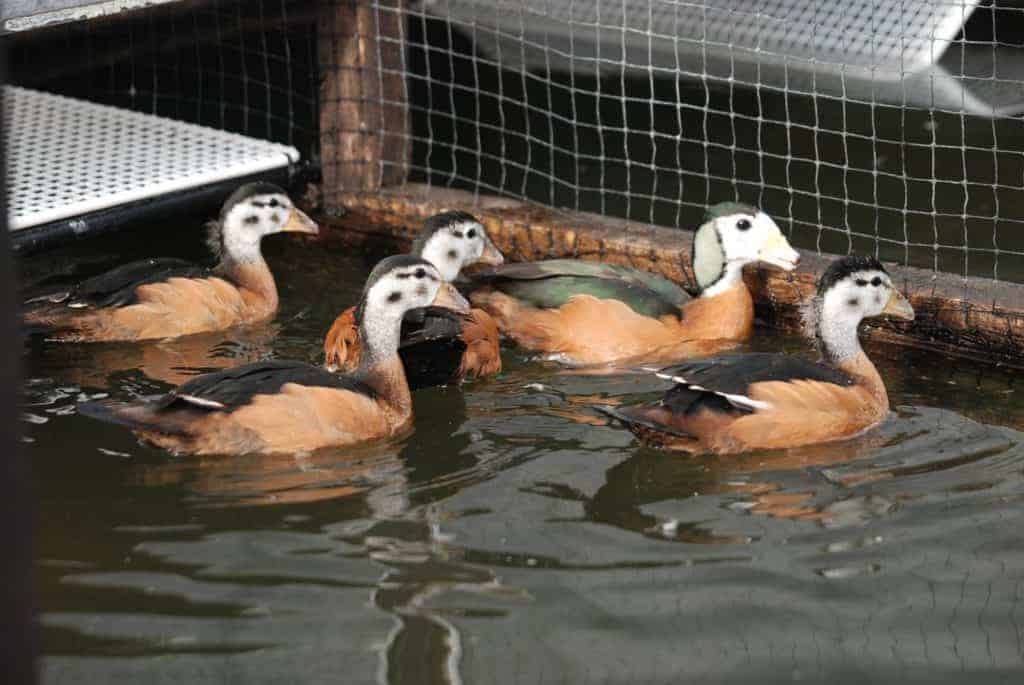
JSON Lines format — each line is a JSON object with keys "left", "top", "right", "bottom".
{"left": 659, "top": 353, "right": 854, "bottom": 396}
{"left": 651, "top": 354, "right": 853, "bottom": 418}
{"left": 400, "top": 306, "right": 469, "bottom": 347}
{"left": 661, "top": 385, "right": 746, "bottom": 418}
{"left": 399, "top": 306, "right": 469, "bottom": 390}
{"left": 83, "top": 259, "right": 213, "bottom": 308}
{"left": 157, "top": 360, "right": 375, "bottom": 412}
{"left": 24, "top": 258, "right": 211, "bottom": 310}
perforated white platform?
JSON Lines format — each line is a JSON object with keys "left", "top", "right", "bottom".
{"left": 3, "top": 86, "right": 299, "bottom": 231}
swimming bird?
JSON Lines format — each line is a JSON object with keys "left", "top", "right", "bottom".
{"left": 323, "top": 210, "right": 504, "bottom": 388}
{"left": 78, "top": 256, "right": 448, "bottom": 455}
{"left": 22, "top": 182, "right": 318, "bottom": 342}
{"left": 466, "top": 202, "right": 800, "bottom": 366}
{"left": 601, "top": 255, "right": 914, "bottom": 453}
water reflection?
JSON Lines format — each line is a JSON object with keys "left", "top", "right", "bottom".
{"left": 23, "top": 242, "right": 1024, "bottom": 683}
{"left": 27, "top": 324, "right": 281, "bottom": 388}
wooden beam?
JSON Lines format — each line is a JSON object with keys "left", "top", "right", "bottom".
{"left": 317, "top": 0, "right": 409, "bottom": 209}
{"left": 317, "top": 183, "right": 1024, "bottom": 369}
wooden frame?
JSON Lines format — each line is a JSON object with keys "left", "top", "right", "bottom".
{"left": 317, "top": 0, "right": 409, "bottom": 207}
{"left": 318, "top": 184, "right": 1024, "bottom": 369}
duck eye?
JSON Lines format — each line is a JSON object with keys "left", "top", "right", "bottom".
{"left": 855, "top": 278, "right": 868, "bottom": 286}
{"left": 387, "top": 292, "right": 402, "bottom": 303}
{"left": 268, "top": 198, "right": 279, "bottom": 207}
{"left": 414, "top": 268, "right": 426, "bottom": 279}
{"left": 871, "top": 276, "right": 882, "bottom": 286}
{"left": 467, "top": 229, "right": 477, "bottom": 239}
{"left": 736, "top": 218, "right": 751, "bottom": 231}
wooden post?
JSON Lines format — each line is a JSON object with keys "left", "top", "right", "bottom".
{"left": 318, "top": 0, "right": 410, "bottom": 210}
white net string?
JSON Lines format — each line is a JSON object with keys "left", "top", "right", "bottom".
{"left": 7, "top": 1, "right": 1024, "bottom": 282}
{"left": 396, "top": 0, "right": 1024, "bottom": 282}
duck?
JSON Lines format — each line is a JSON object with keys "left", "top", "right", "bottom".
{"left": 466, "top": 202, "right": 800, "bottom": 366}
{"left": 21, "top": 182, "right": 318, "bottom": 342}
{"left": 323, "top": 210, "right": 504, "bottom": 388}
{"left": 600, "top": 255, "right": 915, "bottom": 453}
{"left": 78, "top": 255, "right": 450, "bottom": 455}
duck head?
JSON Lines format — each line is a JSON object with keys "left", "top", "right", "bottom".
{"left": 691, "top": 202, "right": 799, "bottom": 295}
{"left": 805, "top": 255, "right": 914, "bottom": 362}
{"left": 413, "top": 210, "right": 504, "bottom": 282}
{"left": 211, "top": 182, "right": 318, "bottom": 263}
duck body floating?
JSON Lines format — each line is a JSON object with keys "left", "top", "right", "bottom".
{"left": 80, "top": 256, "right": 448, "bottom": 455}
{"left": 22, "top": 183, "right": 318, "bottom": 342}
{"left": 603, "top": 256, "right": 915, "bottom": 453}
{"left": 323, "top": 211, "right": 504, "bottom": 388}
{"left": 467, "top": 202, "right": 800, "bottom": 365}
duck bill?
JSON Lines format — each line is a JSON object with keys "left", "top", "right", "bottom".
{"left": 478, "top": 234, "right": 505, "bottom": 266}
{"left": 757, "top": 232, "right": 801, "bottom": 272}
{"left": 882, "top": 289, "right": 915, "bottom": 321}
{"left": 282, "top": 208, "right": 320, "bottom": 235}
{"left": 432, "top": 282, "right": 471, "bottom": 311}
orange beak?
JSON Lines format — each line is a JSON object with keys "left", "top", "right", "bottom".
{"left": 477, "top": 233, "right": 504, "bottom": 266}
{"left": 432, "top": 282, "right": 471, "bottom": 311}
{"left": 282, "top": 208, "right": 320, "bottom": 235}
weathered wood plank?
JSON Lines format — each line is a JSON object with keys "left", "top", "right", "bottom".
{"left": 317, "top": 0, "right": 409, "bottom": 207}
{"left": 317, "top": 183, "right": 1024, "bottom": 369}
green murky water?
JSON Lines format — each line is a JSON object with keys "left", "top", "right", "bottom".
{"left": 18, "top": 214, "right": 1024, "bottom": 684}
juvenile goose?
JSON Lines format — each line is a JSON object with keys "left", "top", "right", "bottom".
{"left": 323, "top": 210, "right": 504, "bottom": 388}
{"left": 466, "top": 202, "right": 799, "bottom": 365}
{"left": 79, "top": 256, "right": 448, "bottom": 455}
{"left": 22, "top": 183, "right": 317, "bottom": 342}
{"left": 602, "top": 256, "right": 914, "bottom": 453}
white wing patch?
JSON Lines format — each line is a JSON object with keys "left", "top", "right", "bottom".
{"left": 176, "top": 394, "right": 227, "bottom": 410}
{"left": 654, "top": 371, "right": 773, "bottom": 412}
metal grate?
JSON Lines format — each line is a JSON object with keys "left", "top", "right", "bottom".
{"left": 3, "top": 86, "right": 299, "bottom": 230}
{"left": 397, "top": 0, "right": 1024, "bottom": 282}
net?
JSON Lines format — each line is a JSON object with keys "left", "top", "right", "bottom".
{"left": 6, "top": 1, "right": 1024, "bottom": 283}
{"left": 397, "top": 0, "right": 1024, "bottom": 282}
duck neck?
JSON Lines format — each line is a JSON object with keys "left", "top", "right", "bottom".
{"left": 216, "top": 234, "right": 278, "bottom": 310}
{"left": 355, "top": 305, "right": 412, "bottom": 423}
{"left": 697, "top": 260, "right": 745, "bottom": 298}
{"left": 817, "top": 311, "right": 887, "bottom": 407}
{"left": 357, "top": 354, "right": 413, "bottom": 427}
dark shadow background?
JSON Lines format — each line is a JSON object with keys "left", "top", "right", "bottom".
{"left": 1, "top": 45, "right": 38, "bottom": 685}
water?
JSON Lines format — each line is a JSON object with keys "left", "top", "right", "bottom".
{"left": 20, "top": 218, "right": 1024, "bottom": 683}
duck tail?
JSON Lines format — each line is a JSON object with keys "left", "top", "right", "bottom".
{"left": 596, "top": 404, "right": 700, "bottom": 452}
{"left": 595, "top": 405, "right": 685, "bottom": 437}
{"left": 78, "top": 398, "right": 191, "bottom": 436}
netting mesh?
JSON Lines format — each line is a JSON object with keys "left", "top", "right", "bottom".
{"left": 397, "top": 0, "right": 1024, "bottom": 282}
{"left": 6, "top": 1, "right": 1024, "bottom": 282}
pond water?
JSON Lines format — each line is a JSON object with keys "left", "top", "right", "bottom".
{"left": 20, "top": 217, "right": 1024, "bottom": 684}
